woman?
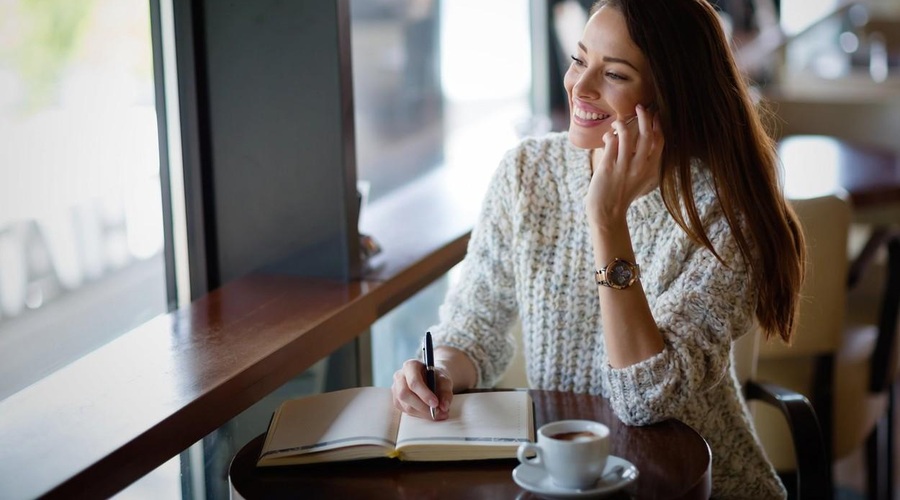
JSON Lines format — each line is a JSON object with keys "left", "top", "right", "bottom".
{"left": 392, "top": 0, "right": 805, "bottom": 497}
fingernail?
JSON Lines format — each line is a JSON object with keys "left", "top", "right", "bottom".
{"left": 636, "top": 103, "right": 644, "bottom": 111}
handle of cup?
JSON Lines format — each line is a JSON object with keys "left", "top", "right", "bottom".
{"left": 517, "top": 442, "right": 542, "bottom": 466}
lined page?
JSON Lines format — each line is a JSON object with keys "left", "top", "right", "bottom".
{"left": 395, "top": 391, "right": 532, "bottom": 446}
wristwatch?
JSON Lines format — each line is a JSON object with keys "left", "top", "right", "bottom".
{"left": 595, "top": 258, "right": 641, "bottom": 289}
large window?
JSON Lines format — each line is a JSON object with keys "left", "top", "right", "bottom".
{"left": 0, "top": 0, "right": 535, "bottom": 496}
{"left": 173, "top": 1, "right": 535, "bottom": 498}
{"left": 352, "top": 0, "right": 534, "bottom": 205}
{"left": 0, "top": 1, "right": 168, "bottom": 399}
{"left": 368, "top": 0, "right": 533, "bottom": 388}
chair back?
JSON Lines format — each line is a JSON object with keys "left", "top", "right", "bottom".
{"left": 754, "top": 193, "right": 851, "bottom": 471}
{"left": 759, "top": 194, "right": 851, "bottom": 359}
{"left": 869, "top": 231, "right": 900, "bottom": 392}
{"left": 826, "top": 228, "right": 900, "bottom": 461}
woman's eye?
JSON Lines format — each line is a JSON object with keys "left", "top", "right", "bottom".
{"left": 569, "top": 55, "right": 585, "bottom": 67}
{"left": 606, "top": 71, "right": 627, "bottom": 81}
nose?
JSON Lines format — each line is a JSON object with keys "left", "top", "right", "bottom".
{"left": 571, "top": 69, "right": 600, "bottom": 100}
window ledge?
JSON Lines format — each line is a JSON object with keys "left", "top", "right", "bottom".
{"left": 0, "top": 164, "right": 486, "bottom": 499}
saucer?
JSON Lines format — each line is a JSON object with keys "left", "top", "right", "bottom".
{"left": 512, "top": 455, "right": 638, "bottom": 499}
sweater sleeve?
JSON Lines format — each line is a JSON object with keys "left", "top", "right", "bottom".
{"left": 429, "top": 149, "right": 521, "bottom": 388}
{"left": 604, "top": 215, "right": 756, "bottom": 426}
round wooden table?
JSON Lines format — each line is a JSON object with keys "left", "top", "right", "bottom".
{"left": 229, "top": 390, "right": 711, "bottom": 499}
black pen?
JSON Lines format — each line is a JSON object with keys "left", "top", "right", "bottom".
{"left": 423, "top": 331, "right": 436, "bottom": 420}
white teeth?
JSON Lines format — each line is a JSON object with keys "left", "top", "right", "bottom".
{"left": 574, "top": 107, "right": 608, "bottom": 121}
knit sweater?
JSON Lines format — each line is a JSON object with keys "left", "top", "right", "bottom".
{"left": 430, "top": 132, "right": 786, "bottom": 499}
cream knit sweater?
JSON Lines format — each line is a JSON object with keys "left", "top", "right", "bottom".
{"left": 430, "top": 132, "right": 786, "bottom": 499}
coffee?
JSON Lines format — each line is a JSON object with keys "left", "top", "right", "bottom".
{"left": 550, "top": 431, "right": 597, "bottom": 441}
{"left": 518, "top": 420, "right": 611, "bottom": 489}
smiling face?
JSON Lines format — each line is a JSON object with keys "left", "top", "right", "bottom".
{"left": 564, "top": 6, "right": 656, "bottom": 150}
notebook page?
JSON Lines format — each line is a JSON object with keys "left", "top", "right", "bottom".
{"left": 261, "top": 386, "right": 400, "bottom": 458}
{"left": 395, "top": 391, "right": 532, "bottom": 446}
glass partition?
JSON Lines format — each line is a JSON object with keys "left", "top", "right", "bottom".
{"left": 368, "top": 0, "right": 533, "bottom": 388}
{"left": 0, "top": 0, "right": 168, "bottom": 400}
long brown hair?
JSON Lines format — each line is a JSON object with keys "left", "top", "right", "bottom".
{"left": 591, "top": 0, "right": 806, "bottom": 343}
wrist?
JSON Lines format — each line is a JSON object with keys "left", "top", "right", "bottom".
{"left": 586, "top": 199, "right": 628, "bottom": 224}
{"left": 588, "top": 214, "right": 629, "bottom": 241}
{"left": 589, "top": 217, "right": 637, "bottom": 274}
{"left": 434, "top": 346, "right": 477, "bottom": 391}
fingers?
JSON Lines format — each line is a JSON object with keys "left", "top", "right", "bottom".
{"left": 394, "top": 359, "right": 434, "bottom": 415}
{"left": 600, "top": 114, "right": 636, "bottom": 170}
{"left": 610, "top": 119, "right": 632, "bottom": 165}
{"left": 633, "top": 104, "right": 653, "bottom": 160}
{"left": 609, "top": 104, "right": 664, "bottom": 164}
{"left": 600, "top": 128, "right": 619, "bottom": 168}
{"left": 435, "top": 369, "right": 454, "bottom": 415}
{"left": 391, "top": 359, "right": 453, "bottom": 420}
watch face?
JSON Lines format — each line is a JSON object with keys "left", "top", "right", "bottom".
{"left": 609, "top": 260, "right": 634, "bottom": 287}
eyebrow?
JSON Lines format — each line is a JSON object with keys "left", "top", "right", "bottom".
{"left": 577, "top": 42, "right": 639, "bottom": 71}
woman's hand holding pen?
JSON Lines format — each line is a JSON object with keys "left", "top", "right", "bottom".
{"left": 391, "top": 359, "right": 454, "bottom": 420}
{"left": 586, "top": 103, "right": 664, "bottom": 226}
{"left": 392, "top": 344, "right": 478, "bottom": 421}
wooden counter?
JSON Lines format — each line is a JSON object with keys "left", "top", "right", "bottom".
{"left": 0, "top": 166, "right": 482, "bottom": 499}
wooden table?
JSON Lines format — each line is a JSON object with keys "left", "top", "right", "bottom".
{"left": 779, "top": 135, "right": 900, "bottom": 216}
{"left": 228, "top": 390, "right": 712, "bottom": 499}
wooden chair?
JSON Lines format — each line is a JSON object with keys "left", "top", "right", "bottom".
{"left": 848, "top": 227, "right": 900, "bottom": 500}
{"left": 753, "top": 194, "right": 849, "bottom": 496}
{"left": 755, "top": 194, "right": 900, "bottom": 500}
{"left": 734, "top": 327, "right": 831, "bottom": 500}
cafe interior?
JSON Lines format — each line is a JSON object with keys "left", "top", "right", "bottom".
{"left": 0, "top": 0, "right": 899, "bottom": 498}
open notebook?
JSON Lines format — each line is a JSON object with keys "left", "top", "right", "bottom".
{"left": 257, "top": 387, "right": 534, "bottom": 466}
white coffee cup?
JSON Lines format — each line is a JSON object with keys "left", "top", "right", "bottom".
{"left": 516, "top": 419, "right": 610, "bottom": 490}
